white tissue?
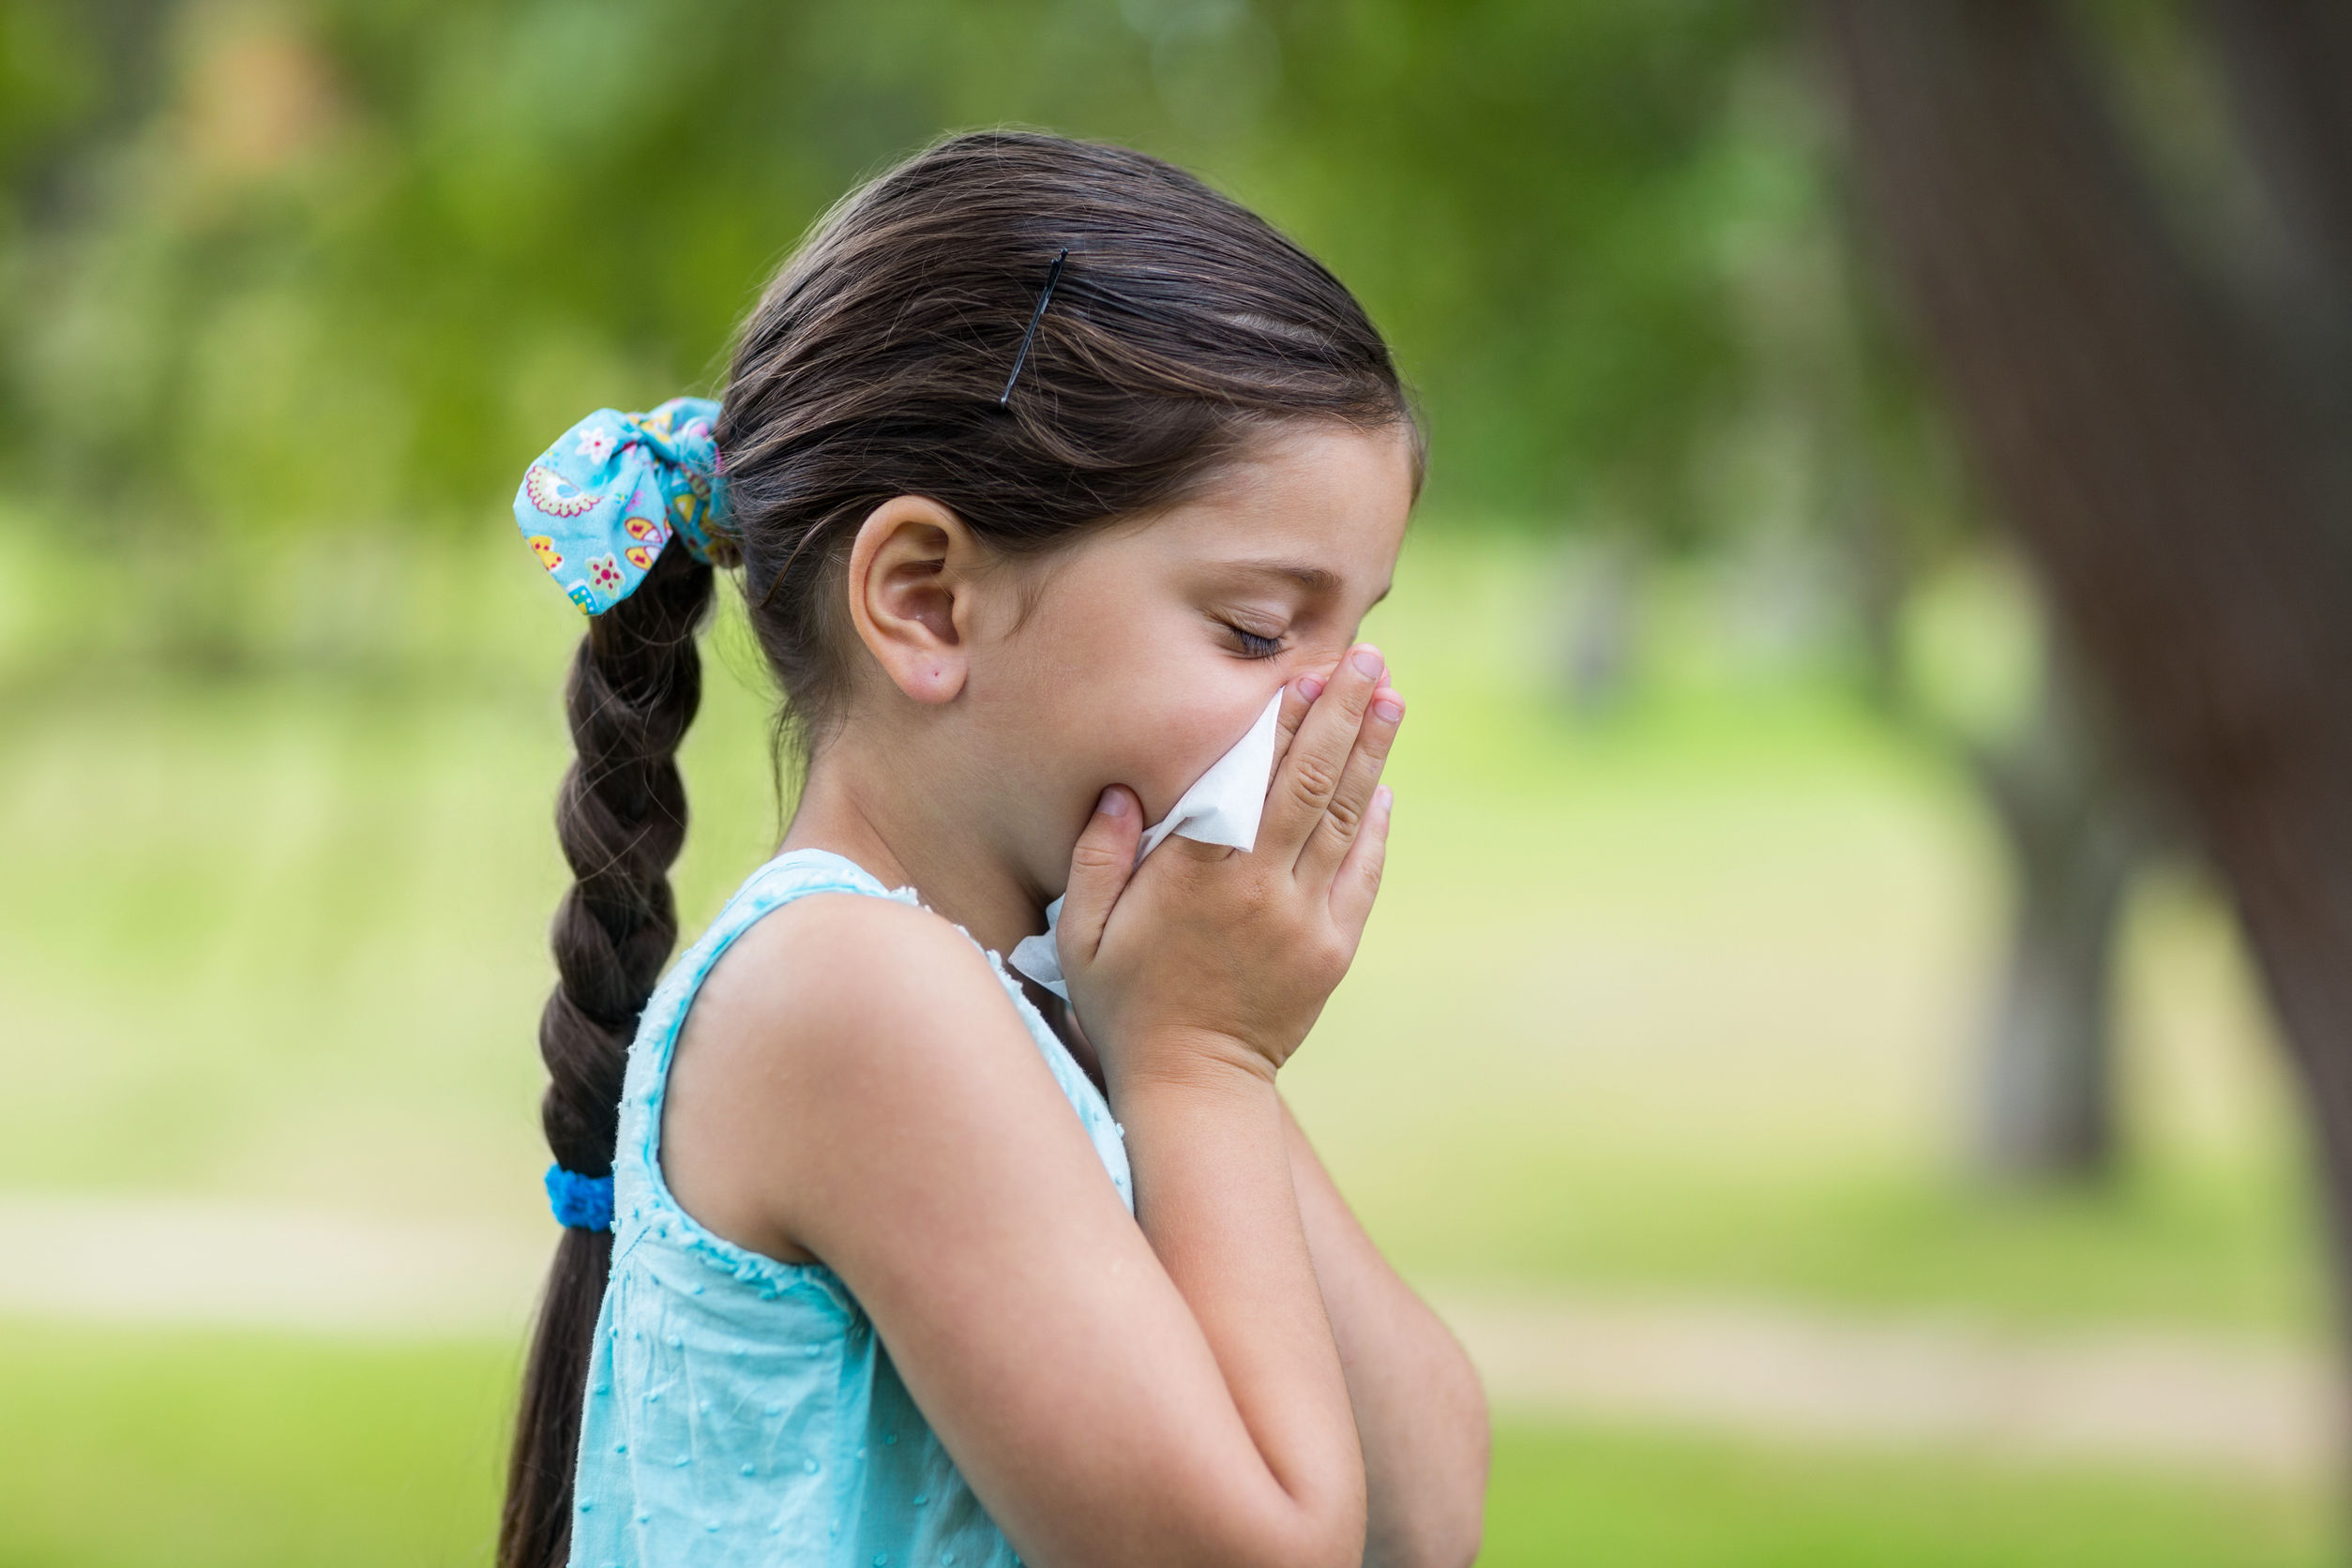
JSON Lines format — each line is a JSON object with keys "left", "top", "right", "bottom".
{"left": 1008, "top": 689, "right": 1285, "bottom": 1001}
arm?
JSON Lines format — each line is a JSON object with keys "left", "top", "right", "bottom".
{"left": 670, "top": 895, "right": 1366, "bottom": 1568}
{"left": 1283, "top": 1093, "right": 1489, "bottom": 1568}
{"left": 1038, "top": 1006, "right": 1485, "bottom": 1567}
{"left": 671, "top": 648, "right": 1403, "bottom": 1568}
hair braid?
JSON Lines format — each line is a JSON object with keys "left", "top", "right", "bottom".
{"left": 501, "top": 543, "right": 715, "bottom": 1568}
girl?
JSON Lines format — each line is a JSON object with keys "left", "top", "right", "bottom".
{"left": 505, "top": 128, "right": 1489, "bottom": 1568}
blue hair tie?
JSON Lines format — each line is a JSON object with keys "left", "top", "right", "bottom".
{"left": 512, "top": 396, "right": 730, "bottom": 615}
{"left": 545, "top": 1164, "right": 616, "bottom": 1231}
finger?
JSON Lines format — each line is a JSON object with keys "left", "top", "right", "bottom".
{"left": 1055, "top": 787, "right": 1141, "bottom": 969}
{"left": 1328, "top": 782, "right": 1393, "bottom": 937}
{"left": 1159, "top": 671, "right": 1330, "bottom": 869}
{"left": 1295, "top": 684, "right": 1403, "bottom": 887}
{"left": 1271, "top": 664, "right": 1336, "bottom": 772}
{"left": 1259, "top": 642, "right": 1388, "bottom": 863}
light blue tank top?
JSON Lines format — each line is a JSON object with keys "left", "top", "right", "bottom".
{"left": 567, "top": 847, "right": 1134, "bottom": 1567}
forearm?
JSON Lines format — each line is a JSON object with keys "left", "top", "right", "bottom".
{"left": 1283, "top": 1096, "right": 1489, "bottom": 1568}
{"left": 1108, "top": 1046, "right": 1368, "bottom": 1568}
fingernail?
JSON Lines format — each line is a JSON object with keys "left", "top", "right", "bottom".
{"left": 1350, "top": 645, "right": 1384, "bottom": 678}
{"left": 1373, "top": 697, "right": 1404, "bottom": 723}
{"left": 1097, "top": 787, "right": 1128, "bottom": 819}
{"left": 1373, "top": 784, "right": 1394, "bottom": 813}
{"left": 1298, "top": 673, "right": 1325, "bottom": 701}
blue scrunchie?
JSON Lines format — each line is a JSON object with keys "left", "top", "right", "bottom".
{"left": 512, "top": 396, "right": 730, "bottom": 615}
{"left": 545, "top": 1164, "right": 616, "bottom": 1231}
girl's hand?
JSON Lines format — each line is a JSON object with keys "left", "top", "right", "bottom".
{"left": 1054, "top": 641, "right": 1403, "bottom": 1083}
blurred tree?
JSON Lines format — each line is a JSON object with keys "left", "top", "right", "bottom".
{"left": 0, "top": 0, "right": 1776, "bottom": 665}
{"left": 1258, "top": 0, "right": 1773, "bottom": 537}
{"left": 0, "top": 0, "right": 2177, "bottom": 1192}
{"left": 1960, "top": 626, "right": 2154, "bottom": 1178}
{"left": 1765, "top": 77, "right": 2160, "bottom": 1185}
{"left": 1862, "top": 416, "right": 2162, "bottom": 1189}
{"left": 1819, "top": 0, "right": 2352, "bottom": 1369}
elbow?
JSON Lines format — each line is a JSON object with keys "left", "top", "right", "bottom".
{"left": 1306, "top": 1515, "right": 1378, "bottom": 1568}
{"left": 1371, "top": 1471, "right": 1487, "bottom": 1568}
{"left": 1238, "top": 1476, "right": 1373, "bottom": 1568}
{"left": 1430, "top": 1372, "right": 1494, "bottom": 1568}
{"left": 1370, "top": 1370, "right": 1490, "bottom": 1568}
{"left": 1171, "top": 1510, "right": 1362, "bottom": 1568}
{"left": 1378, "top": 1477, "right": 1485, "bottom": 1568}
{"left": 1271, "top": 1484, "right": 1373, "bottom": 1568}
{"left": 1442, "top": 1389, "right": 1493, "bottom": 1568}
{"left": 1367, "top": 1470, "right": 1486, "bottom": 1568}
{"left": 1139, "top": 1467, "right": 1365, "bottom": 1568}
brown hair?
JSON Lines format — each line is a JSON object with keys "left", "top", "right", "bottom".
{"left": 501, "top": 127, "right": 1424, "bottom": 1568}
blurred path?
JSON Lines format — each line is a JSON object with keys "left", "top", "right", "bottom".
{"left": 0, "top": 1193, "right": 546, "bottom": 1338}
{"left": 1429, "top": 1286, "right": 2338, "bottom": 1482}
{"left": 0, "top": 1195, "right": 2332, "bottom": 1479}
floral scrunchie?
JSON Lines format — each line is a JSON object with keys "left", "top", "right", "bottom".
{"left": 511, "top": 396, "right": 729, "bottom": 615}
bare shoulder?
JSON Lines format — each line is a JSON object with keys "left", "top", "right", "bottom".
{"left": 661, "top": 889, "right": 1055, "bottom": 1261}
{"left": 691, "top": 888, "right": 1013, "bottom": 1056}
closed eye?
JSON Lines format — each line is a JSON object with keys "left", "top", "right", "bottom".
{"left": 1221, "top": 622, "right": 1285, "bottom": 660}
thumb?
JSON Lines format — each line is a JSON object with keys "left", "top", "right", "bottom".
{"left": 1057, "top": 786, "right": 1140, "bottom": 972}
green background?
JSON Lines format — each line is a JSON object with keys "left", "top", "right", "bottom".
{"left": 0, "top": 1, "right": 2330, "bottom": 1561}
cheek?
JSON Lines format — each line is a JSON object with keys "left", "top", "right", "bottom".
{"left": 1072, "top": 676, "right": 1279, "bottom": 823}
{"left": 1093, "top": 696, "right": 1225, "bottom": 798}
{"left": 985, "top": 573, "right": 1274, "bottom": 816}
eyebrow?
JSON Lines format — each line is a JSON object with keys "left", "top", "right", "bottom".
{"left": 1218, "top": 559, "right": 1392, "bottom": 606}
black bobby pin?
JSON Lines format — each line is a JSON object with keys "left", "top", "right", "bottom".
{"left": 997, "top": 248, "right": 1070, "bottom": 407}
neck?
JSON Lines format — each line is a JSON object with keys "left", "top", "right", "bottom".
{"left": 778, "top": 739, "right": 1049, "bottom": 964}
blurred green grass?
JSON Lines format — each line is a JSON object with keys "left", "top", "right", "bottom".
{"left": 0, "top": 1319, "right": 2328, "bottom": 1568}
{"left": 0, "top": 1322, "right": 515, "bottom": 1568}
{"left": 1480, "top": 1422, "right": 2331, "bottom": 1568}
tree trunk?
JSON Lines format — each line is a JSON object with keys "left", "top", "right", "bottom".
{"left": 1968, "top": 647, "right": 2142, "bottom": 1181}
{"left": 1550, "top": 533, "right": 1642, "bottom": 717}
{"left": 1817, "top": 0, "right": 2352, "bottom": 1350}
{"left": 1829, "top": 481, "right": 2145, "bottom": 1183}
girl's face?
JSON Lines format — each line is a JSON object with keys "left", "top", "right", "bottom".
{"left": 968, "top": 421, "right": 1415, "bottom": 900}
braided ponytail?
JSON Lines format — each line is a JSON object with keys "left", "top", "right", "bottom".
{"left": 501, "top": 543, "right": 715, "bottom": 1568}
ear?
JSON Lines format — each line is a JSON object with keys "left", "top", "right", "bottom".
{"left": 843, "top": 495, "right": 988, "bottom": 704}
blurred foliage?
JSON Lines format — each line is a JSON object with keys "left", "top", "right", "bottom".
{"left": 0, "top": 0, "right": 1848, "bottom": 666}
